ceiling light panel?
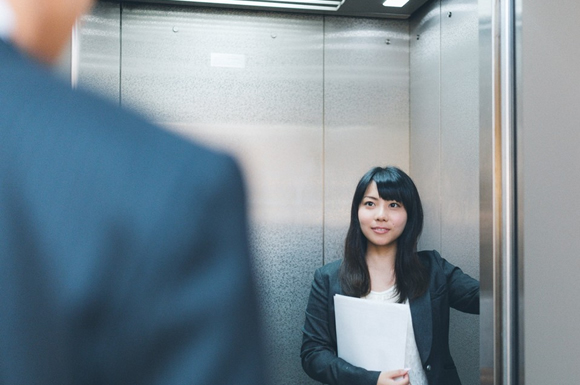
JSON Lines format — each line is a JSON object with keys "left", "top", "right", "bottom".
{"left": 167, "top": 0, "right": 345, "bottom": 11}
{"left": 382, "top": 0, "right": 409, "bottom": 7}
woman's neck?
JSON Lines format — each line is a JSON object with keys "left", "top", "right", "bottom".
{"left": 365, "top": 244, "right": 397, "bottom": 292}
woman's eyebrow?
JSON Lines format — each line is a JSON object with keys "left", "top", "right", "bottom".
{"left": 363, "top": 195, "right": 378, "bottom": 200}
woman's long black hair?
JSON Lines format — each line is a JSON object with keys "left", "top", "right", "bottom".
{"left": 339, "top": 166, "right": 429, "bottom": 302}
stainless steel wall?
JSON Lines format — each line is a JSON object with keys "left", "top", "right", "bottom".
{"left": 75, "top": 4, "right": 410, "bottom": 384}
{"left": 323, "top": 16, "right": 410, "bottom": 264}
{"left": 76, "top": 2, "right": 120, "bottom": 102}
{"left": 120, "top": 7, "right": 325, "bottom": 384}
{"left": 410, "top": 1, "right": 480, "bottom": 385}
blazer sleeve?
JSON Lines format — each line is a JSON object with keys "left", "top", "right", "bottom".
{"left": 433, "top": 250, "right": 480, "bottom": 314}
{"left": 301, "top": 267, "right": 380, "bottom": 385}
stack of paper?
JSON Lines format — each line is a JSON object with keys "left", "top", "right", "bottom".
{"left": 334, "top": 294, "right": 408, "bottom": 371}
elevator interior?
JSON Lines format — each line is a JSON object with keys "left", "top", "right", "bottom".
{"left": 62, "top": 0, "right": 481, "bottom": 383}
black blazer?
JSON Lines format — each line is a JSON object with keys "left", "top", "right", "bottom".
{"left": 301, "top": 250, "right": 479, "bottom": 385}
{"left": 0, "top": 40, "right": 265, "bottom": 385}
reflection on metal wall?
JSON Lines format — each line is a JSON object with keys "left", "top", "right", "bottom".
{"left": 440, "top": 0, "right": 480, "bottom": 383}
{"left": 410, "top": 0, "right": 480, "bottom": 384}
{"left": 77, "top": 2, "right": 120, "bottom": 103}
{"left": 120, "top": 6, "right": 324, "bottom": 385}
{"left": 324, "top": 16, "right": 410, "bottom": 264}
{"left": 409, "top": 2, "right": 441, "bottom": 251}
{"left": 77, "top": 5, "right": 410, "bottom": 385}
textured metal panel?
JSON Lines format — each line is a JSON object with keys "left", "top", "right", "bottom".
{"left": 120, "top": 6, "right": 322, "bottom": 385}
{"left": 77, "top": 2, "right": 121, "bottom": 103}
{"left": 440, "top": 0, "right": 480, "bottom": 384}
{"left": 410, "top": 0, "right": 441, "bottom": 252}
{"left": 323, "top": 17, "right": 410, "bottom": 264}
{"left": 478, "top": 0, "right": 494, "bottom": 383}
{"left": 411, "top": 0, "right": 480, "bottom": 384}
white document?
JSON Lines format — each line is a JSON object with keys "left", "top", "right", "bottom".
{"left": 334, "top": 294, "right": 408, "bottom": 372}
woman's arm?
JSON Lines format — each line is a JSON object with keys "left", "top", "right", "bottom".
{"left": 301, "top": 267, "right": 381, "bottom": 385}
{"left": 434, "top": 251, "right": 480, "bottom": 314}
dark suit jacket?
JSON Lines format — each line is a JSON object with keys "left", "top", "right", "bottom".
{"left": 0, "top": 40, "right": 265, "bottom": 385}
{"left": 301, "top": 250, "right": 479, "bottom": 385}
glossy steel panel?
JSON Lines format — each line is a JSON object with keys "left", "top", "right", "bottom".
{"left": 411, "top": 0, "right": 480, "bottom": 384}
{"left": 440, "top": 1, "right": 480, "bottom": 384}
{"left": 499, "top": 1, "right": 518, "bottom": 384}
{"left": 77, "top": 2, "right": 121, "bottom": 103}
{"left": 480, "top": 0, "right": 521, "bottom": 383}
{"left": 410, "top": 0, "right": 441, "bottom": 252}
{"left": 478, "top": 0, "right": 495, "bottom": 383}
{"left": 120, "top": 6, "right": 322, "bottom": 384}
{"left": 323, "top": 17, "right": 410, "bottom": 264}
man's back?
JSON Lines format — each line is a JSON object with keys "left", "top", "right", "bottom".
{"left": 0, "top": 39, "right": 265, "bottom": 385}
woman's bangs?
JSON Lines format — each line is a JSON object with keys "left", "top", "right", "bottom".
{"left": 374, "top": 179, "right": 406, "bottom": 205}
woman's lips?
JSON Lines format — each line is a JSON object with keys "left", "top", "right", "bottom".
{"left": 372, "top": 227, "right": 389, "bottom": 234}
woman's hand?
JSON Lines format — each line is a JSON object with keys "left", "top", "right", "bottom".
{"left": 376, "top": 369, "right": 410, "bottom": 385}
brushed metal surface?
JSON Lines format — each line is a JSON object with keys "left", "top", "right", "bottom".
{"left": 440, "top": 1, "right": 480, "bottom": 384}
{"left": 410, "top": 0, "right": 480, "bottom": 384}
{"left": 74, "top": 2, "right": 487, "bottom": 383}
{"left": 120, "top": 5, "right": 323, "bottom": 384}
{"left": 498, "top": 1, "right": 518, "bottom": 384}
{"left": 410, "top": 0, "right": 441, "bottom": 252}
{"left": 478, "top": 0, "right": 495, "bottom": 383}
{"left": 323, "top": 16, "right": 410, "bottom": 264}
{"left": 77, "top": 2, "right": 121, "bottom": 103}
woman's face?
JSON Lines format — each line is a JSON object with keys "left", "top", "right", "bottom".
{"left": 358, "top": 181, "right": 408, "bottom": 252}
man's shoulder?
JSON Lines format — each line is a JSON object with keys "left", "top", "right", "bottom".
{"left": 1, "top": 40, "right": 228, "bottom": 174}
{"left": 0, "top": 41, "right": 240, "bottom": 211}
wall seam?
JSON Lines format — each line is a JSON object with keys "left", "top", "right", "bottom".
{"left": 119, "top": 2, "right": 123, "bottom": 108}
{"left": 322, "top": 16, "right": 326, "bottom": 267}
{"left": 438, "top": 0, "right": 443, "bottom": 253}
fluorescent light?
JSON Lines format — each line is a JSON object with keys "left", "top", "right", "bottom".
{"left": 167, "top": 0, "right": 345, "bottom": 11}
{"left": 382, "top": 0, "right": 409, "bottom": 7}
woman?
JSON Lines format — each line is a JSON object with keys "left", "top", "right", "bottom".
{"left": 301, "top": 166, "right": 479, "bottom": 385}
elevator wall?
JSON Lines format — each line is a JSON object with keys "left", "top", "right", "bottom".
{"left": 75, "top": 3, "right": 409, "bottom": 384}
{"left": 409, "top": 0, "right": 480, "bottom": 385}
{"left": 71, "top": 1, "right": 480, "bottom": 384}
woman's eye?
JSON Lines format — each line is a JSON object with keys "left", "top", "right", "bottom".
{"left": 389, "top": 202, "right": 400, "bottom": 208}
{"left": 364, "top": 201, "right": 374, "bottom": 207}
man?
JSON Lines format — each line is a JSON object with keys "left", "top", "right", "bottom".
{"left": 0, "top": 0, "right": 266, "bottom": 384}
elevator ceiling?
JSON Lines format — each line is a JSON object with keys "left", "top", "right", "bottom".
{"left": 114, "top": 0, "right": 432, "bottom": 19}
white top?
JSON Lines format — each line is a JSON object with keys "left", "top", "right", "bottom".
{"left": 364, "top": 286, "right": 428, "bottom": 385}
{"left": 0, "top": 0, "right": 15, "bottom": 42}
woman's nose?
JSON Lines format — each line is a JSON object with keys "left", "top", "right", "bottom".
{"left": 375, "top": 206, "right": 387, "bottom": 220}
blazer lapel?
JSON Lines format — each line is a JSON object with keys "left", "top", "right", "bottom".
{"left": 409, "top": 289, "right": 432, "bottom": 363}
